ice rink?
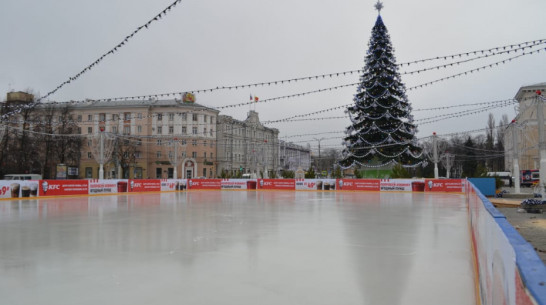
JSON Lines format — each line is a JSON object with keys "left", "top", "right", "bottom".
{"left": 0, "top": 191, "right": 476, "bottom": 305}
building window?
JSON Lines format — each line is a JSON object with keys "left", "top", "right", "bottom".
{"left": 181, "top": 139, "right": 187, "bottom": 145}
{"left": 124, "top": 112, "right": 131, "bottom": 121}
{"left": 137, "top": 139, "right": 142, "bottom": 146}
{"left": 87, "top": 152, "right": 92, "bottom": 159}
{"left": 168, "top": 113, "right": 174, "bottom": 121}
{"left": 181, "top": 113, "right": 187, "bottom": 120}
{"left": 210, "top": 129, "right": 213, "bottom": 136}
{"left": 192, "top": 127, "right": 197, "bottom": 135}
{"left": 204, "top": 128, "right": 207, "bottom": 135}
{"left": 99, "top": 113, "right": 106, "bottom": 122}
{"left": 192, "top": 152, "right": 197, "bottom": 158}
{"left": 113, "top": 114, "right": 119, "bottom": 121}
{"left": 192, "top": 114, "right": 198, "bottom": 122}
{"left": 156, "top": 168, "right": 162, "bottom": 178}
{"left": 192, "top": 140, "right": 197, "bottom": 146}
{"left": 157, "top": 113, "right": 163, "bottom": 121}
{"left": 204, "top": 152, "right": 207, "bottom": 159}
{"left": 77, "top": 127, "right": 82, "bottom": 134}
{"left": 203, "top": 168, "right": 207, "bottom": 177}
{"left": 87, "top": 140, "right": 92, "bottom": 147}
{"left": 137, "top": 113, "right": 142, "bottom": 119}
{"left": 157, "top": 139, "right": 162, "bottom": 146}
{"left": 77, "top": 115, "right": 82, "bottom": 122}
{"left": 112, "top": 126, "right": 118, "bottom": 133}
{"left": 134, "top": 151, "right": 141, "bottom": 158}
{"left": 168, "top": 151, "right": 173, "bottom": 159}
{"left": 123, "top": 126, "right": 130, "bottom": 135}
{"left": 157, "top": 151, "right": 162, "bottom": 158}
{"left": 169, "top": 126, "right": 174, "bottom": 134}
{"left": 157, "top": 126, "right": 162, "bottom": 134}
{"left": 85, "top": 167, "right": 92, "bottom": 178}
{"left": 211, "top": 152, "right": 213, "bottom": 159}
{"left": 137, "top": 125, "right": 142, "bottom": 133}
{"left": 182, "top": 126, "right": 187, "bottom": 134}
{"left": 87, "top": 127, "right": 92, "bottom": 134}
{"left": 203, "top": 140, "right": 207, "bottom": 147}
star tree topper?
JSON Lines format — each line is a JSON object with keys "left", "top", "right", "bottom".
{"left": 374, "top": 0, "right": 383, "bottom": 14}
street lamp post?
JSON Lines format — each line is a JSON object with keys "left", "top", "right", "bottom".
{"left": 314, "top": 137, "right": 325, "bottom": 175}
{"left": 99, "top": 126, "right": 105, "bottom": 179}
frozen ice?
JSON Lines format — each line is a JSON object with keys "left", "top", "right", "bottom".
{"left": 0, "top": 191, "right": 475, "bottom": 305}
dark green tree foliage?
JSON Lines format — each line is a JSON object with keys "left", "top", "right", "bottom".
{"left": 462, "top": 136, "right": 477, "bottom": 177}
{"left": 339, "top": 15, "right": 423, "bottom": 169}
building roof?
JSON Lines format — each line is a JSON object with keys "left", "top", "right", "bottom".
{"left": 514, "top": 82, "right": 546, "bottom": 100}
{"left": 48, "top": 99, "right": 219, "bottom": 113}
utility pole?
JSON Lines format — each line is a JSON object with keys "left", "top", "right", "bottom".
{"left": 314, "top": 137, "right": 325, "bottom": 173}
{"left": 536, "top": 90, "right": 545, "bottom": 198}
{"left": 99, "top": 127, "right": 105, "bottom": 179}
{"left": 511, "top": 120, "right": 520, "bottom": 194}
{"left": 173, "top": 138, "right": 178, "bottom": 179}
{"left": 432, "top": 132, "right": 439, "bottom": 179}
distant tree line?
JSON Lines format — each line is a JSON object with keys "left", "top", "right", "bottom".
{"left": 0, "top": 99, "right": 82, "bottom": 179}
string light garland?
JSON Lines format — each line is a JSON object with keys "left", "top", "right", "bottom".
{"left": 38, "top": 0, "right": 184, "bottom": 102}
{"left": 82, "top": 38, "right": 545, "bottom": 102}
{"left": 407, "top": 47, "right": 546, "bottom": 91}
{"left": 2, "top": 42, "right": 542, "bottom": 122}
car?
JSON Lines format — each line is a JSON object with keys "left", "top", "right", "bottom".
{"left": 3, "top": 174, "right": 42, "bottom": 180}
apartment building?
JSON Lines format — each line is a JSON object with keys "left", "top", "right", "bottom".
{"left": 216, "top": 111, "right": 279, "bottom": 177}
{"left": 73, "top": 98, "right": 219, "bottom": 179}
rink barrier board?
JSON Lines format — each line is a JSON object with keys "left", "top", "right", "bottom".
{"left": 467, "top": 180, "right": 546, "bottom": 305}
{"left": 0, "top": 178, "right": 466, "bottom": 199}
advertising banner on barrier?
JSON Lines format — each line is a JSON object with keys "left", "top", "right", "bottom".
{"left": 128, "top": 179, "right": 161, "bottom": 192}
{"left": 88, "top": 179, "right": 129, "bottom": 195}
{"left": 336, "top": 179, "right": 380, "bottom": 191}
{"left": 160, "top": 179, "right": 188, "bottom": 191}
{"left": 188, "top": 179, "right": 222, "bottom": 190}
{"left": 257, "top": 179, "right": 295, "bottom": 190}
{"left": 424, "top": 179, "right": 464, "bottom": 193}
{"left": 295, "top": 179, "right": 337, "bottom": 190}
{"left": 0, "top": 180, "right": 40, "bottom": 198}
{"left": 221, "top": 179, "right": 248, "bottom": 190}
{"left": 379, "top": 179, "right": 416, "bottom": 192}
{"left": 39, "top": 179, "right": 89, "bottom": 196}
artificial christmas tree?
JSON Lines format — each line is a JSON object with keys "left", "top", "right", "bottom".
{"left": 339, "top": 1, "right": 424, "bottom": 169}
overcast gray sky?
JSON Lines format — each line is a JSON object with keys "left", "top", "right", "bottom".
{"left": 1, "top": 0, "right": 545, "bottom": 151}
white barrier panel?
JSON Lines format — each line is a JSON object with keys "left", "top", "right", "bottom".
{"left": 295, "top": 179, "right": 337, "bottom": 190}
{"left": 88, "top": 179, "right": 128, "bottom": 195}
{"left": 0, "top": 180, "right": 39, "bottom": 198}
{"left": 467, "top": 181, "right": 545, "bottom": 305}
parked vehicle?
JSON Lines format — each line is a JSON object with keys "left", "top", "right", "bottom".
{"left": 3, "top": 174, "right": 42, "bottom": 180}
{"left": 521, "top": 170, "right": 539, "bottom": 187}
{"left": 486, "top": 172, "right": 512, "bottom": 186}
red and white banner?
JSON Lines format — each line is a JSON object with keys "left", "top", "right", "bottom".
{"left": 424, "top": 179, "right": 465, "bottom": 193}
{"left": 336, "top": 179, "right": 380, "bottom": 191}
{"left": 379, "top": 179, "right": 417, "bottom": 192}
{"left": 39, "top": 180, "right": 89, "bottom": 196}
{"left": 188, "top": 179, "right": 222, "bottom": 190}
{"left": 0, "top": 180, "right": 40, "bottom": 198}
{"left": 128, "top": 179, "right": 161, "bottom": 192}
{"left": 221, "top": 179, "right": 249, "bottom": 190}
{"left": 160, "top": 179, "right": 188, "bottom": 191}
{"left": 88, "top": 179, "right": 128, "bottom": 195}
{"left": 257, "top": 179, "right": 295, "bottom": 190}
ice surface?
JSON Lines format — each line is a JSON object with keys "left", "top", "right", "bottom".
{"left": 0, "top": 191, "right": 475, "bottom": 305}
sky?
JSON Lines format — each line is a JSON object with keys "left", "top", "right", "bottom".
{"left": 1, "top": 0, "right": 546, "bottom": 152}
